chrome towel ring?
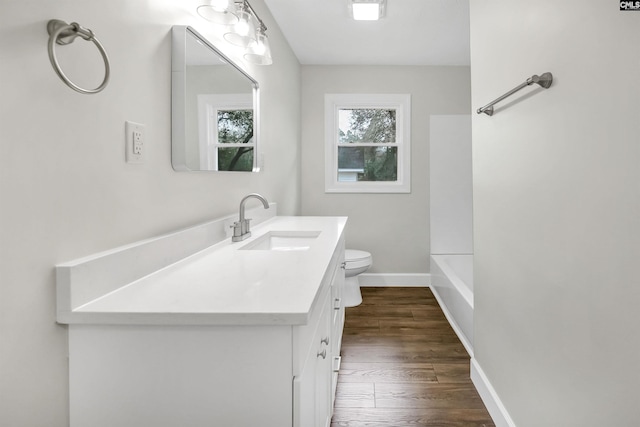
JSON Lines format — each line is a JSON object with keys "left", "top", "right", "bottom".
{"left": 46, "top": 19, "right": 110, "bottom": 94}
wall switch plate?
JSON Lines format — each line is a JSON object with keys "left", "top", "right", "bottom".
{"left": 125, "top": 121, "right": 145, "bottom": 164}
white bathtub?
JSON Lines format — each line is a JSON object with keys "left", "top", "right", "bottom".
{"left": 430, "top": 254, "right": 474, "bottom": 355}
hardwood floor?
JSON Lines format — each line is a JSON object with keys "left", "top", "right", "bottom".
{"left": 331, "top": 287, "right": 494, "bottom": 427}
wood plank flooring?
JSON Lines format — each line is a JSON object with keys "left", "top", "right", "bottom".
{"left": 331, "top": 287, "right": 495, "bottom": 427}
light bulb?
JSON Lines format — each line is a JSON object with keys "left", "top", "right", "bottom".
{"left": 235, "top": 11, "right": 251, "bottom": 36}
{"left": 244, "top": 29, "right": 272, "bottom": 65}
{"left": 223, "top": 7, "right": 256, "bottom": 48}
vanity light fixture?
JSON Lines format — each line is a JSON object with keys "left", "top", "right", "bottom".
{"left": 349, "top": 0, "right": 387, "bottom": 21}
{"left": 197, "top": 0, "right": 273, "bottom": 65}
{"left": 244, "top": 26, "right": 272, "bottom": 65}
{"left": 196, "top": 0, "right": 239, "bottom": 25}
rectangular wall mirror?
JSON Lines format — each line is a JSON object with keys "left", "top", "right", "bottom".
{"left": 172, "top": 26, "right": 260, "bottom": 172}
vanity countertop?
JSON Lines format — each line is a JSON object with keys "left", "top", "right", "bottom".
{"left": 58, "top": 216, "right": 347, "bottom": 326}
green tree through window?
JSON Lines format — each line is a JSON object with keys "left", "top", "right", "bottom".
{"left": 338, "top": 109, "right": 397, "bottom": 182}
{"left": 217, "top": 110, "right": 253, "bottom": 171}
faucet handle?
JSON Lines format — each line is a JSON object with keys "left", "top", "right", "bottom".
{"left": 230, "top": 221, "right": 243, "bottom": 238}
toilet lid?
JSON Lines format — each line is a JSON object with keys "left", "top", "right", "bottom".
{"left": 345, "top": 249, "right": 372, "bottom": 269}
{"left": 345, "top": 249, "right": 371, "bottom": 261}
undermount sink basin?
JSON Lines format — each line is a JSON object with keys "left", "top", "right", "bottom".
{"left": 240, "top": 231, "right": 321, "bottom": 251}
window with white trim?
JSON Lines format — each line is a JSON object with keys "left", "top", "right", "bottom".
{"left": 325, "top": 94, "right": 411, "bottom": 193}
{"left": 198, "top": 94, "right": 254, "bottom": 171}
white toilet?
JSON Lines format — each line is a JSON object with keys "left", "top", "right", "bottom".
{"left": 342, "top": 249, "right": 372, "bottom": 307}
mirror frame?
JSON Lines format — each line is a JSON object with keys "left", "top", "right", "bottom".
{"left": 171, "top": 25, "right": 260, "bottom": 172}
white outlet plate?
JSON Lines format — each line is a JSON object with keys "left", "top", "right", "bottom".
{"left": 125, "top": 121, "right": 145, "bottom": 164}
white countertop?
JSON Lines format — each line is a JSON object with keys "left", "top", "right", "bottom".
{"left": 61, "top": 216, "right": 347, "bottom": 326}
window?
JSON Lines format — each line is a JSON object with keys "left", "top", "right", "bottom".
{"left": 198, "top": 94, "right": 255, "bottom": 171}
{"left": 325, "top": 94, "right": 411, "bottom": 193}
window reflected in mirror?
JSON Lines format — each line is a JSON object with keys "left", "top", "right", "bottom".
{"left": 197, "top": 94, "right": 254, "bottom": 171}
{"left": 172, "top": 26, "right": 259, "bottom": 172}
{"left": 217, "top": 109, "right": 254, "bottom": 171}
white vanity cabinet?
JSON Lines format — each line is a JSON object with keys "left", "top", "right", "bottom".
{"left": 294, "top": 244, "right": 345, "bottom": 427}
{"left": 62, "top": 217, "right": 347, "bottom": 427}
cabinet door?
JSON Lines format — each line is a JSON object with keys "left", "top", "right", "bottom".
{"left": 315, "top": 303, "right": 332, "bottom": 427}
{"left": 293, "top": 292, "right": 332, "bottom": 427}
{"left": 330, "top": 252, "right": 345, "bottom": 408}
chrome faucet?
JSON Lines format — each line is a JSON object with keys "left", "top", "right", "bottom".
{"left": 231, "top": 193, "right": 270, "bottom": 242}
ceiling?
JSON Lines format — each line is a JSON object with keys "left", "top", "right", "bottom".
{"left": 263, "top": 0, "right": 470, "bottom": 66}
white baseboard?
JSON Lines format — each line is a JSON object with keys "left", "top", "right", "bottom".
{"left": 430, "top": 286, "right": 473, "bottom": 358}
{"left": 470, "top": 358, "right": 516, "bottom": 427}
{"left": 358, "top": 273, "right": 430, "bottom": 287}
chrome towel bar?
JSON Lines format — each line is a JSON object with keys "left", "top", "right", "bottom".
{"left": 46, "top": 19, "right": 110, "bottom": 94}
{"left": 477, "top": 72, "right": 553, "bottom": 116}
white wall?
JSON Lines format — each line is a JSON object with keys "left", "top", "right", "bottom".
{"left": 429, "top": 115, "right": 473, "bottom": 255}
{"left": 300, "top": 66, "right": 471, "bottom": 273}
{"left": 0, "top": 1, "right": 301, "bottom": 425}
{"left": 470, "top": 1, "right": 640, "bottom": 425}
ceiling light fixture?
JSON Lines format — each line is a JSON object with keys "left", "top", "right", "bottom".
{"left": 196, "top": 0, "right": 273, "bottom": 65}
{"left": 349, "top": 0, "right": 387, "bottom": 21}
